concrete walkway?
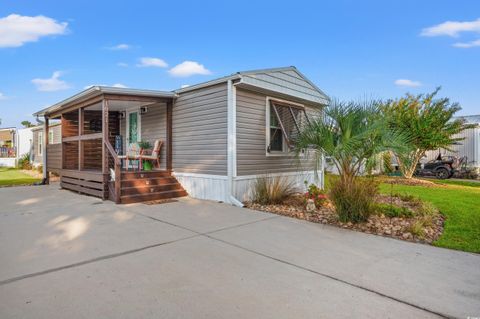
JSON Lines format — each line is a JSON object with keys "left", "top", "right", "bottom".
{"left": 0, "top": 184, "right": 479, "bottom": 319}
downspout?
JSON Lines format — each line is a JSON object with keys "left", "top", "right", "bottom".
{"left": 227, "top": 79, "right": 243, "bottom": 207}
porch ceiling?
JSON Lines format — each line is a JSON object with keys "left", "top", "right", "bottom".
{"left": 85, "top": 100, "right": 164, "bottom": 112}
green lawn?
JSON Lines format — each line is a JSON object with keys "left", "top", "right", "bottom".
{"left": 0, "top": 167, "right": 41, "bottom": 186}
{"left": 324, "top": 174, "right": 480, "bottom": 253}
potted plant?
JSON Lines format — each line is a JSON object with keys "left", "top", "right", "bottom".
{"left": 138, "top": 140, "right": 153, "bottom": 171}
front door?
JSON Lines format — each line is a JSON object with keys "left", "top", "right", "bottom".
{"left": 126, "top": 110, "right": 141, "bottom": 148}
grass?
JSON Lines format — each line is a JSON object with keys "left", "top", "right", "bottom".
{"left": 324, "top": 173, "right": 480, "bottom": 253}
{"left": 0, "top": 167, "right": 41, "bottom": 186}
{"left": 432, "top": 179, "right": 480, "bottom": 188}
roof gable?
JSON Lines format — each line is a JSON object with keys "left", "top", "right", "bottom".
{"left": 238, "top": 67, "right": 329, "bottom": 105}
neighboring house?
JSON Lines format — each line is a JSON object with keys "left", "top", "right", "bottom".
{"left": 16, "top": 127, "right": 34, "bottom": 162}
{"left": 33, "top": 66, "right": 328, "bottom": 204}
{"left": 0, "top": 127, "right": 16, "bottom": 167}
{"left": 423, "top": 115, "right": 480, "bottom": 169}
{"left": 31, "top": 123, "right": 61, "bottom": 167}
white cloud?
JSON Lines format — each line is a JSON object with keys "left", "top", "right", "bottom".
{"left": 0, "top": 14, "right": 68, "bottom": 48}
{"left": 84, "top": 83, "right": 128, "bottom": 89}
{"left": 394, "top": 79, "right": 422, "bottom": 88}
{"left": 117, "top": 62, "right": 128, "bottom": 67}
{"left": 169, "top": 61, "right": 211, "bottom": 77}
{"left": 108, "top": 43, "right": 130, "bottom": 50}
{"left": 421, "top": 18, "right": 480, "bottom": 37}
{"left": 180, "top": 84, "right": 190, "bottom": 89}
{"left": 0, "top": 92, "right": 7, "bottom": 100}
{"left": 452, "top": 39, "right": 480, "bottom": 48}
{"left": 137, "top": 57, "right": 168, "bottom": 68}
{"left": 32, "top": 71, "right": 70, "bottom": 92}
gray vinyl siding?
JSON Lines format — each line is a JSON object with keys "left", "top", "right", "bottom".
{"left": 236, "top": 88, "right": 320, "bottom": 176}
{"left": 172, "top": 83, "right": 228, "bottom": 175}
{"left": 140, "top": 103, "right": 167, "bottom": 170}
{"left": 32, "top": 125, "right": 61, "bottom": 164}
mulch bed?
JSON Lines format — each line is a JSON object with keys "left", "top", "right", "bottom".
{"left": 246, "top": 194, "right": 444, "bottom": 244}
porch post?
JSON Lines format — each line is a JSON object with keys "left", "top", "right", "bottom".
{"left": 43, "top": 116, "right": 49, "bottom": 184}
{"left": 102, "top": 98, "right": 109, "bottom": 175}
{"left": 166, "top": 100, "right": 173, "bottom": 172}
{"left": 78, "top": 107, "right": 84, "bottom": 170}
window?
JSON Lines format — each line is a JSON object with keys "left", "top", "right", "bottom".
{"left": 38, "top": 132, "right": 43, "bottom": 156}
{"left": 267, "top": 99, "right": 309, "bottom": 154}
{"left": 48, "top": 131, "right": 53, "bottom": 144}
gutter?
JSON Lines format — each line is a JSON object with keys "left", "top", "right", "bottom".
{"left": 227, "top": 79, "right": 243, "bottom": 207}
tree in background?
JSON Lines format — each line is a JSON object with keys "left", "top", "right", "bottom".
{"left": 21, "top": 120, "right": 35, "bottom": 128}
{"left": 382, "top": 88, "right": 470, "bottom": 179}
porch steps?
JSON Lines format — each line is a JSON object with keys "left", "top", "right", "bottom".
{"left": 119, "top": 171, "right": 187, "bottom": 204}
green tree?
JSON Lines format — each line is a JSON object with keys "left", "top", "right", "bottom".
{"left": 295, "top": 100, "right": 407, "bottom": 185}
{"left": 382, "top": 88, "right": 471, "bottom": 179}
{"left": 21, "top": 120, "right": 35, "bottom": 128}
{"left": 294, "top": 100, "right": 408, "bottom": 222}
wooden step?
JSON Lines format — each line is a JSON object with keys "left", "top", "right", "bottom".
{"left": 121, "top": 183, "right": 183, "bottom": 196}
{"left": 120, "top": 189, "right": 188, "bottom": 204}
{"left": 121, "top": 176, "right": 179, "bottom": 188}
{"left": 121, "top": 170, "right": 170, "bottom": 180}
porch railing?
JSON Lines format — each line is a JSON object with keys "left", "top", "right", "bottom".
{"left": 105, "top": 139, "right": 121, "bottom": 203}
{"left": 0, "top": 146, "right": 16, "bottom": 158}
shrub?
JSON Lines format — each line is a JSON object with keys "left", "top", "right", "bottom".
{"left": 329, "top": 178, "right": 379, "bottom": 223}
{"left": 17, "top": 153, "right": 32, "bottom": 170}
{"left": 408, "top": 220, "right": 425, "bottom": 238}
{"left": 303, "top": 182, "right": 327, "bottom": 208}
{"left": 375, "top": 203, "right": 414, "bottom": 218}
{"left": 252, "top": 176, "right": 296, "bottom": 205}
{"left": 417, "top": 201, "right": 438, "bottom": 216}
{"left": 36, "top": 165, "right": 43, "bottom": 174}
{"left": 382, "top": 152, "right": 394, "bottom": 174}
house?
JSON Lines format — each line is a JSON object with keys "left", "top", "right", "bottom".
{"left": 31, "top": 123, "right": 62, "bottom": 167}
{"left": 33, "top": 66, "right": 328, "bottom": 204}
{"left": 423, "top": 115, "right": 480, "bottom": 170}
{"left": 0, "top": 127, "right": 16, "bottom": 167}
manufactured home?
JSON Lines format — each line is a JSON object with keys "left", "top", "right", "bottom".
{"left": 423, "top": 115, "right": 480, "bottom": 170}
{"left": 31, "top": 123, "right": 61, "bottom": 167}
{"left": 33, "top": 67, "right": 328, "bottom": 204}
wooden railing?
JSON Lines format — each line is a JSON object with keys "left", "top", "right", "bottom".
{"left": 46, "top": 144, "right": 62, "bottom": 172}
{"left": 105, "top": 139, "right": 121, "bottom": 203}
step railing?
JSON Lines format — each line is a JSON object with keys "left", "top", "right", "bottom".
{"left": 104, "top": 140, "right": 121, "bottom": 203}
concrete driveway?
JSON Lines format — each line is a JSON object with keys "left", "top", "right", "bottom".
{"left": 0, "top": 184, "right": 479, "bottom": 319}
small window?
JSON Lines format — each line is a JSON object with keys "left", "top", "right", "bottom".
{"left": 48, "top": 131, "right": 53, "bottom": 144}
{"left": 267, "top": 99, "right": 309, "bottom": 154}
{"left": 38, "top": 132, "right": 43, "bottom": 156}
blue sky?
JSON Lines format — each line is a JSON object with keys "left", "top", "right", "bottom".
{"left": 0, "top": 0, "right": 478, "bottom": 127}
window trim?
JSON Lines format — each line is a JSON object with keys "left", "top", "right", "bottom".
{"left": 265, "top": 97, "right": 305, "bottom": 157}
{"left": 38, "top": 131, "right": 43, "bottom": 156}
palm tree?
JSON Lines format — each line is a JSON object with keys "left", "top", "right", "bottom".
{"left": 294, "top": 100, "right": 408, "bottom": 222}
{"left": 295, "top": 100, "right": 408, "bottom": 185}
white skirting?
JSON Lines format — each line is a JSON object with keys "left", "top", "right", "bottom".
{"left": 173, "top": 170, "right": 323, "bottom": 203}
{"left": 0, "top": 158, "right": 16, "bottom": 167}
{"left": 172, "top": 172, "right": 228, "bottom": 202}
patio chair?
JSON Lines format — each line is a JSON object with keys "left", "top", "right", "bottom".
{"left": 118, "top": 142, "right": 141, "bottom": 171}
{"left": 140, "top": 140, "right": 163, "bottom": 169}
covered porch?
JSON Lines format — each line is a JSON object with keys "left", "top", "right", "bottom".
{"left": 40, "top": 87, "right": 184, "bottom": 203}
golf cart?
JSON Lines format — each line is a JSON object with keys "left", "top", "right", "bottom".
{"left": 415, "top": 153, "right": 466, "bottom": 179}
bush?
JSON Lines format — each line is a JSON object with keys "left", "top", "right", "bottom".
{"left": 375, "top": 203, "right": 414, "bottom": 218}
{"left": 36, "top": 165, "right": 43, "bottom": 174}
{"left": 382, "top": 152, "right": 394, "bottom": 174}
{"left": 329, "top": 178, "right": 379, "bottom": 223}
{"left": 17, "top": 153, "right": 32, "bottom": 170}
{"left": 303, "top": 182, "right": 327, "bottom": 208}
{"left": 252, "top": 176, "right": 296, "bottom": 205}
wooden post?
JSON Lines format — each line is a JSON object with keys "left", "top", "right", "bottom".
{"left": 102, "top": 98, "right": 109, "bottom": 174}
{"left": 166, "top": 100, "right": 173, "bottom": 172}
{"left": 78, "top": 107, "right": 84, "bottom": 170}
{"left": 44, "top": 116, "right": 50, "bottom": 184}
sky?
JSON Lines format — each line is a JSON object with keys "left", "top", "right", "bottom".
{"left": 0, "top": 0, "right": 479, "bottom": 128}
